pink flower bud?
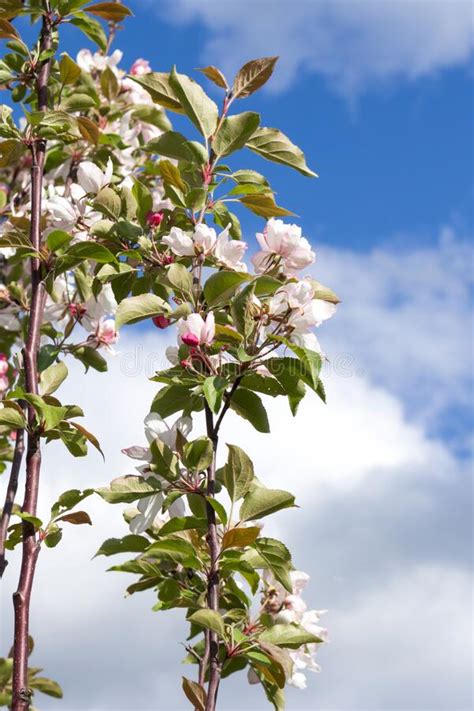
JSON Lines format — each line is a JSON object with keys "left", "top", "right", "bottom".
{"left": 146, "top": 210, "right": 164, "bottom": 228}
{"left": 0, "top": 355, "right": 8, "bottom": 376}
{"left": 162, "top": 254, "right": 174, "bottom": 265}
{"left": 180, "top": 358, "right": 191, "bottom": 368}
{"left": 130, "top": 58, "right": 151, "bottom": 76}
{"left": 182, "top": 332, "right": 200, "bottom": 347}
{"left": 152, "top": 315, "right": 170, "bottom": 329}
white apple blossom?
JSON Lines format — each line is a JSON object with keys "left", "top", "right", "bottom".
{"left": 162, "top": 227, "right": 194, "bottom": 257}
{"left": 77, "top": 158, "right": 113, "bottom": 195}
{"left": 76, "top": 48, "right": 123, "bottom": 74}
{"left": 262, "top": 570, "right": 328, "bottom": 689}
{"left": 122, "top": 412, "right": 192, "bottom": 533}
{"left": 214, "top": 226, "right": 247, "bottom": 271}
{"left": 252, "top": 218, "right": 315, "bottom": 275}
{"left": 268, "top": 280, "right": 337, "bottom": 354}
{"left": 193, "top": 223, "right": 218, "bottom": 254}
{"left": 177, "top": 312, "right": 215, "bottom": 347}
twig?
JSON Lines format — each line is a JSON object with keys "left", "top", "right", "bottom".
{"left": 0, "top": 428, "right": 25, "bottom": 577}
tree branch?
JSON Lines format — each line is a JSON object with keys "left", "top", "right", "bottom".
{"left": 0, "top": 428, "right": 25, "bottom": 577}
{"left": 203, "top": 403, "right": 221, "bottom": 711}
{"left": 11, "top": 5, "right": 53, "bottom": 709}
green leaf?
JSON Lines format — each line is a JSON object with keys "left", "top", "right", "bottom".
{"left": 203, "top": 270, "right": 249, "bottom": 307}
{"left": 254, "top": 537, "right": 292, "bottom": 592}
{"left": 265, "top": 357, "right": 307, "bottom": 415}
{"left": 44, "top": 525, "right": 62, "bottom": 548}
{"left": 85, "top": 2, "right": 133, "bottom": 21}
{"left": 232, "top": 57, "right": 279, "bottom": 99}
{"left": 147, "top": 538, "right": 198, "bottom": 562}
{"left": 182, "top": 436, "right": 213, "bottom": 471}
{"left": 231, "top": 281, "right": 256, "bottom": 337}
{"left": 240, "top": 486, "right": 295, "bottom": 521}
{"left": 221, "top": 526, "right": 260, "bottom": 550}
{"left": 158, "top": 516, "right": 206, "bottom": 536}
{"left": 149, "top": 438, "right": 181, "bottom": 481}
{"left": 93, "top": 186, "right": 121, "bottom": 220}
{"left": 182, "top": 677, "right": 207, "bottom": 711}
{"left": 151, "top": 384, "right": 194, "bottom": 419}
{"left": 214, "top": 112, "right": 260, "bottom": 157}
{"left": 67, "top": 241, "right": 117, "bottom": 264}
{"left": 100, "top": 65, "right": 119, "bottom": 100}
{"left": 230, "top": 389, "right": 269, "bottom": 433}
{"left": 95, "top": 475, "right": 159, "bottom": 504}
{"left": 259, "top": 624, "right": 324, "bottom": 648}
{"left": 268, "top": 336, "right": 322, "bottom": 390}
{"left": 206, "top": 497, "right": 228, "bottom": 526}
{"left": 50, "top": 488, "right": 93, "bottom": 519}
{"left": 131, "top": 178, "right": 153, "bottom": 226}
{"left": 158, "top": 158, "right": 187, "bottom": 191}
{"left": 169, "top": 66, "right": 218, "bottom": 138}
{"left": 145, "top": 130, "right": 194, "bottom": 160}
{"left": 224, "top": 444, "right": 254, "bottom": 502}
{"left": 115, "top": 293, "right": 170, "bottom": 328}
{"left": 70, "top": 13, "right": 107, "bottom": 51}
{"left": 47, "top": 229, "right": 73, "bottom": 252}
{"left": 189, "top": 608, "right": 226, "bottom": 638}
{"left": 72, "top": 346, "right": 108, "bottom": 372}
{"left": 239, "top": 192, "right": 294, "bottom": 218}
{"left": 95, "top": 534, "right": 148, "bottom": 557}
{"left": 203, "top": 376, "right": 227, "bottom": 414}
{"left": 247, "top": 127, "right": 317, "bottom": 177}
{"left": 0, "top": 407, "right": 26, "bottom": 429}
{"left": 130, "top": 72, "right": 183, "bottom": 112}
{"left": 59, "top": 53, "right": 81, "bottom": 85}
{"left": 166, "top": 262, "right": 193, "bottom": 296}
{"left": 62, "top": 93, "right": 96, "bottom": 112}
{"left": 39, "top": 361, "right": 67, "bottom": 396}
{"left": 29, "top": 676, "right": 63, "bottom": 698}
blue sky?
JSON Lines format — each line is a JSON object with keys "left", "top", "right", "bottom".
{"left": 1, "top": 2, "right": 473, "bottom": 710}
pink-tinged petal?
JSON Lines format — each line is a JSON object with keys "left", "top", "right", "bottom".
{"left": 121, "top": 445, "right": 150, "bottom": 461}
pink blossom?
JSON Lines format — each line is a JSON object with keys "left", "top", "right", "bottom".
{"left": 130, "top": 58, "right": 151, "bottom": 76}
{"left": 0, "top": 354, "right": 8, "bottom": 376}
{"left": 0, "top": 374, "right": 8, "bottom": 393}
{"left": 177, "top": 312, "right": 215, "bottom": 347}
{"left": 252, "top": 218, "right": 315, "bottom": 275}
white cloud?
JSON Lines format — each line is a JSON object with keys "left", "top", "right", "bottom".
{"left": 1, "top": 234, "right": 472, "bottom": 709}
{"left": 156, "top": 0, "right": 474, "bottom": 96}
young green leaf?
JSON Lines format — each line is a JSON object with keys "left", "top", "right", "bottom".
{"left": 115, "top": 293, "right": 170, "bottom": 328}
{"left": 214, "top": 112, "right": 260, "bottom": 157}
{"left": 246, "top": 127, "right": 317, "bottom": 177}
{"left": 223, "top": 444, "right": 254, "bottom": 502}
{"left": 230, "top": 389, "right": 270, "bottom": 433}
{"left": 169, "top": 66, "right": 219, "bottom": 138}
{"left": 189, "top": 608, "right": 226, "bottom": 638}
{"left": 240, "top": 486, "right": 295, "bottom": 521}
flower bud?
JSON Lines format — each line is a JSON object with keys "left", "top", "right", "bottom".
{"left": 146, "top": 210, "right": 164, "bottom": 228}
{"left": 182, "top": 333, "right": 200, "bottom": 347}
{"left": 152, "top": 315, "right": 170, "bottom": 329}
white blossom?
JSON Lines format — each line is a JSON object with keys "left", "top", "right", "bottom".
{"left": 252, "top": 218, "right": 315, "bottom": 275}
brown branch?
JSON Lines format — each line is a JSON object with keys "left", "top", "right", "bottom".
{"left": 203, "top": 404, "right": 221, "bottom": 711}
{"left": 0, "top": 428, "right": 25, "bottom": 577}
{"left": 11, "top": 5, "right": 53, "bottom": 709}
